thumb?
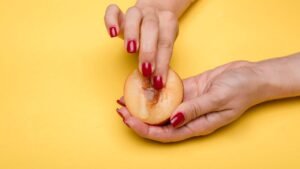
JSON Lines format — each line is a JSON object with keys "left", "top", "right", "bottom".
{"left": 170, "top": 92, "right": 222, "bottom": 128}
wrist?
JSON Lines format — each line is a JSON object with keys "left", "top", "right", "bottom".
{"left": 254, "top": 53, "right": 300, "bottom": 102}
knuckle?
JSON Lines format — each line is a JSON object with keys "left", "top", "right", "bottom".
{"left": 147, "top": 128, "right": 173, "bottom": 143}
{"left": 210, "top": 93, "right": 227, "bottom": 107}
{"left": 188, "top": 101, "right": 202, "bottom": 121}
{"left": 197, "top": 121, "right": 215, "bottom": 136}
{"left": 141, "top": 50, "right": 156, "bottom": 59}
{"left": 201, "top": 128, "right": 216, "bottom": 136}
{"left": 158, "top": 39, "right": 173, "bottom": 49}
{"left": 221, "top": 112, "right": 236, "bottom": 122}
{"left": 185, "top": 124, "right": 198, "bottom": 138}
{"left": 159, "top": 12, "right": 178, "bottom": 36}
{"left": 195, "top": 124, "right": 210, "bottom": 136}
{"left": 142, "top": 7, "right": 156, "bottom": 15}
{"left": 160, "top": 11, "right": 177, "bottom": 22}
{"left": 143, "top": 18, "right": 158, "bottom": 30}
{"left": 160, "top": 12, "right": 178, "bottom": 28}
{"left": 126, "top": 7, "right": 141, "bottom": 16}
{"left": 136, "top": 125, "right": 150, "bottom": 139}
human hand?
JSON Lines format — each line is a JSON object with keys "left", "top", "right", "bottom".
{"left": 116, "top": 61, "right": 269, "bottom": 142}
{"left": 104, "top": 3, "right": 179, "bottom": 90}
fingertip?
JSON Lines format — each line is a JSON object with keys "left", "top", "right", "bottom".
{"left": 124, "top": 7, "right": 142, "bottom": 54}
{"left": 116, "top": 99, "right": 126, "bottom": 107}
{"left": 152, "top": 57, "right": 170, "bottom": 90}
{"left": 152, "top": 75, "right": 164, "bottom": 90}
{"left": 170, "top": 112, "right": 185, "bottom": 128}
{"left": 104, "top": 4, "right": 123, "bottom": 38}
{"left": 140, "top": 62, "right": 154, "bottom": 78}
{"left": 126, "top": 39, "right": 138, "bottom": 53}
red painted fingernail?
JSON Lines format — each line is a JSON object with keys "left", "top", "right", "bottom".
{"left": 142, "top": 62, "right": 152, "bottom": 77}
{"left": 116, "top": 108, "right": 124, "bottom": 120}
{"left": 109, "top": 27, "right": 117, "bottom": 37}
{"left": 116, "top": 99, "right": 126, "bottom": 107}
{"left": 127, "top": 40, "right": 137, "bottom": 53}
{"left": 153, "top": 75, "right": 163, "bottom": 90}
{"left": 171, "top": 112, "right": 185, "bottom": 127}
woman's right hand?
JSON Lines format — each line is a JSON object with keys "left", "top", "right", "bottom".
{"left": 104, "top": 3, "right": 179, "bottom": 90}
{"left": 116, "top": 61, "right": 273, "bottom": 142}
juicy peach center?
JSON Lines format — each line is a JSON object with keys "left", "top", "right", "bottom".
{"left": 142, "top": 78, "right": 159, "bottom": 104}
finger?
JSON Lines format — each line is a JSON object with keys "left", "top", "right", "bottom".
{"left": 181, "top": 70, "right": 218, "bottom": 101}
{"left": 124, "top": 7, "right": 142, "bottom": 53}
{"left": 145, "top": 125, "right": 199, "bottom": 143}
{"left": 117, "top": 107, "right": 150, "bottom": 136}
{"left": 117, "top": 107, "right": 194, "bottom": 142}
{"left": 181, "top": 62, "right": 240, "bottom": 101}
{"left": 182, "top": 77, "right": 201, "bottom": 101}
{"left": 116, "top": 108, "right": 125, "bottom": 120}
{"left": 182, "top": 66, "right": 230, "bottom": 100}
{"left": 146, "top": 110, "right": 239, "bottom": 142}
{"left": 116, "top": 96, "right": 125, "bottom": 107}
{"left": 104, "top": 4, "right": 124, "bottom": 38}
{"left": 170, "top": 91, "right": 227, "bottom": 128}
{"left": 139, "top": 8, "right": 159, "bottom": 78}
{"left": 184, "top": 110, "right": 238, "bottom": 136}
{"left": 152, "top": 11, "right": 178, "bottom": 90}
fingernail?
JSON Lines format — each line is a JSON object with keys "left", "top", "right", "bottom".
{"left": 109, "top": 27, "right": 117, "bottom": 37}
{"left": 127, "top": 40, "right": 137, "bottom": 53}
{"left": 153, "top": 75, "right": 163, "bottom": 90}
{"left": 116, "top": 99, "right": 126, "bottom": 107}
{"left": 142, "top": 62, "right": 152, "bottom": 77}
{"left": 116, "top": 108, "right": 124, "bottom": 120}
{"left": 171, "top": 112, "right": 185, "bottom": 127}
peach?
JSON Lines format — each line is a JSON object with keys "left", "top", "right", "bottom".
{"left": 124, "top": 69, "right": 183, "bottom": 125}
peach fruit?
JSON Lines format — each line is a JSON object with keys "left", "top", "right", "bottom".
{"left": 124, "top": 69, "right": 183, "bottom": 125}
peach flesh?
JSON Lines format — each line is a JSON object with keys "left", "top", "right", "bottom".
{"left": 124, "top": 69, "right": 183, "bottom": 125}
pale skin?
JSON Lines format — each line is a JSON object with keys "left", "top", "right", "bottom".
{"left": 104, "top": 0, "right": 195, "bottom": 89}
{"left": 105, "top": 0, "right": 300, "bottom": 142}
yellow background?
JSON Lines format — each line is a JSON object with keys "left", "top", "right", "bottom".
{"left": 1, "top": 0, "right": 300, "bottom": 168}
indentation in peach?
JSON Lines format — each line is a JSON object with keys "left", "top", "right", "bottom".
{"left": 124, "top": 69, "right": 183, "bottom": 125}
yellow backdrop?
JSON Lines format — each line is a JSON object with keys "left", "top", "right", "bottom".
{"left": 1, "top": 0, "right": 300, "bottom": 169}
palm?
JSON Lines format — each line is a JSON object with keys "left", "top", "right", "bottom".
{"left": 118, "top": 61, "right": 253, "bottom": 142}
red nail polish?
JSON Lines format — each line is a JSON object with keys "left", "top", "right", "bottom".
{"left": 109, "top": 27, "right": 117, "bottom": 37}
{"left": 153, "top": 76, "right": 163, "bottom": 90}
{"left": 142, "top": 62, "right": 152, "bottom": 77}
{"left": 171, "top": 112, "right": 185, "bottom": 127}
{"left": 127, "top": 40, "right": 137, "bottom": 53}
{"left": 116, "top": 99, "right": 126, "bottom": 107}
